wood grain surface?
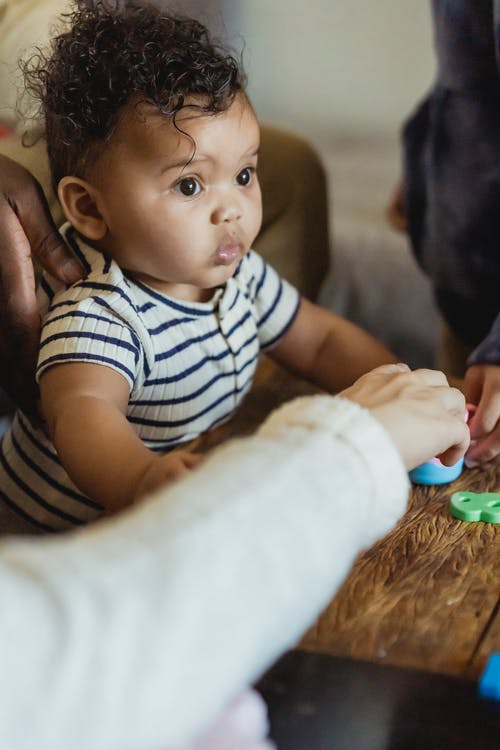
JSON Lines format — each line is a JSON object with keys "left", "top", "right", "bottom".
{"left": 300, "top": 461, "right": 500, "bottom": 678}
{"left": 197, "top": 357, "right": 500, "bottom": 680}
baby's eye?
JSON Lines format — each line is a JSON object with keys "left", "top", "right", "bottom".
{"left": 173, "top": 177, "right": 201, "bottom": 196}
{"left": 236, "top": 167, "right": 254, "bottom": 187}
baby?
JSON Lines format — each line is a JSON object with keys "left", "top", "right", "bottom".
{"left": 0, "top": 1, "right": 395, "bottom": 532}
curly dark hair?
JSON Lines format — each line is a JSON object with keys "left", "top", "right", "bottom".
{"left": 23, "top": 1, "right": 245, "bottom": 189}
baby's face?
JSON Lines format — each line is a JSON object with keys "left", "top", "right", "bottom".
{"left": 88, "top": 92, "right": 262, "bottom": 301}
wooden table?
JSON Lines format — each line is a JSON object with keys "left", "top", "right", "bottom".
{"left": 299, "top": 429, "right": 500, "bottom": 681}
{"left": 196, "top": 358, "right": 500, "bottom": 681}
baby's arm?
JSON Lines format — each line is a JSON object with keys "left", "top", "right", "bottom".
{"left": 40, "top": 362, "right": 201, "bottom": 512}
{"left": 269, "top": 297, "right": 397, "bottom": 392}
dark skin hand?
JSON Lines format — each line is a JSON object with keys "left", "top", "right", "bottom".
{"left": 0, "top": 154, "right": 82, "bottom": 422}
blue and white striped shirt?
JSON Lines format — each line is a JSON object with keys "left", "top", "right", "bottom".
{"left": 0, "top": 225, "right": 300, "bottom": 532}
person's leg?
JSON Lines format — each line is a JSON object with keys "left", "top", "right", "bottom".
{"left": 255, "top": 124, "right": 330, "bottom": 300}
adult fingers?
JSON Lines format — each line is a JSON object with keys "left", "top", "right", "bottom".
{"left": 410, "top": 368, "right": 450, "bottom": 387}
{"left": 471, "top": 391, "right": 500, "bottom": 439}
{"left": 0, "top": 159, "right": 82, "bottom": 418}
{"left": 369, "top": 362, "right": 410, "bottom": 375}
{"left": 438, "top": 430, "right": 470, "bottom": 466}
{"left": 408, "top": 383, "right": 468, "bottom": 466}
{"left": 465, "top": 368, "right": 500, "bottom": 439}
{"left": 0, "top": 202, "right": 41, "bottom": 419}
{"left": 435, "top": 384, "right": 467, "bottom": 419}
{"left": 465, "top": 423, "right": 500, "bottom": 467}
{"left": 465, "top": 388, "right": 500, "bottom": 465}
{"left": 463, "top": 366, "right": 484, "bottom": 408}
{"left": 0, "top": 196, "right": 39, "bottom": 317}
{"left": 3, "top": 176, "right": 82, "bottom": 283}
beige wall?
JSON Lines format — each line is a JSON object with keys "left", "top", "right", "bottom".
{"left": 236, "top": 0, "right": 435, "bottom": 139}
{"left": 0, "top": 0, "right": 435, "bottom": 138}
{"left": 0, "top": 0, "right": 68, "bottom": 123}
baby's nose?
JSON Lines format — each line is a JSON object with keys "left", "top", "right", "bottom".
{"left": 210, "top": 197, "right": 242, "bottom": 225}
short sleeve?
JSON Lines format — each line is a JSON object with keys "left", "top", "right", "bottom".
{"left": 36, "top": 296, "right": 143, "bottom": 394}
{"left": 236, "top": 250, "right": 300, "bottom": 349}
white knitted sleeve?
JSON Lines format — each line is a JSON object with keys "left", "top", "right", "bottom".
{"left": 0, "top": 395, "right": 408, "bottom": 750}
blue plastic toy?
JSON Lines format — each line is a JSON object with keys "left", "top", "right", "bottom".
{"left": 479, "top": 654, "right": 500, "bottom": 701}
{"left": 409, "top": 456, "right": 464, "bottom": 485}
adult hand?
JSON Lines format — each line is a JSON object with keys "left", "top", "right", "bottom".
{"left": 0, "top": 154, "right": 82, "bottom": 420}
{"left": 463, "top": 364, "right": 500, "bottom": 466}
{"left": 340, "top": 363, "right": 469, "bottom": 470}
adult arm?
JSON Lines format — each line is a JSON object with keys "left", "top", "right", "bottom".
{"left": 0, "top": 154, "right": 81, "bottom": 418}
{"left": 0, "top": 367, "right": 468, "bottom": 750}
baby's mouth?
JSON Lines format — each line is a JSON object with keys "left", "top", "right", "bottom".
{"left": 215, "top": 240, "right": 243, "bottom": 266}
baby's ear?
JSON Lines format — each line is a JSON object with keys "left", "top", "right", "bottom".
{"left": 57, "top": 176, "right": 107, "bottom": 241}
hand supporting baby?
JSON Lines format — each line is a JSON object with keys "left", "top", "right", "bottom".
{"left": 0, "top": 154, "right": 82, "bottom": 421}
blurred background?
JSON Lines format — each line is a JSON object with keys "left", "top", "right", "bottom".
{"left": 238, "top": 2, "right": 434, "bottom": 138}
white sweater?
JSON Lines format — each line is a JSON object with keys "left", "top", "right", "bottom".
{"left": 0, "top": 395, "right": 409, "bottom": 750}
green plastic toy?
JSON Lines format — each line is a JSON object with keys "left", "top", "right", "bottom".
{"left": 450, "top": 492, "right": 500, "bottom": 523}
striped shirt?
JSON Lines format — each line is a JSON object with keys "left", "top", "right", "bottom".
{"left": 0, "top": 225, "right": 300, "bottom": 532}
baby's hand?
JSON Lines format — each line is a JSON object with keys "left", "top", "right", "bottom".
{"left": 134, "top": 449, "right": 204, "bottom": 501}
{"left": 463, "top": 364, "right": 500, "bottom": 466}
